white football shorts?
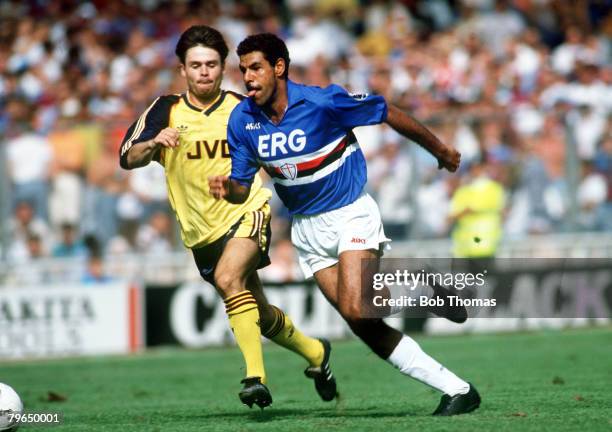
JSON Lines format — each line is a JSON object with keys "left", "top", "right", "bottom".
{"left": 291, "top": 191, "right": 391, "bottom": 279}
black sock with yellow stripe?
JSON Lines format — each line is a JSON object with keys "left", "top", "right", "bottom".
{"left": 263, "top": 306, "right": 324, "bottom": 367}
{"left": 225, "top": 291, "right": 266, "bottom": 383}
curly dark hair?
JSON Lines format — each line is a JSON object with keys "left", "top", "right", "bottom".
{"left": 175, "top": 25, "right": 228, "bottom": 65}
{"left": 236, "top": 33, "right": 290, "bottom": 79}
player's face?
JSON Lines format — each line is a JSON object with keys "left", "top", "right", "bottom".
{"left": 239, "top": 51, "right": 282, "bottom": 106}
{"left": 180, "top": 46, "right": 224, "bottom": 100}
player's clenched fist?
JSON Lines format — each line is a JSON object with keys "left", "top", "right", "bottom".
{"left": 437, "top": 146, "right": 461, "bottom": 172}
{"left": 208, "top": 175, "right": 230, "bottom": 199}
{"left": 153, "top": 127, "right": 180, "bottom": 148}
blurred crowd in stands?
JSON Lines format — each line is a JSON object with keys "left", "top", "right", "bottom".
{"left": 0, "top": 0, "right": 610, "bottom": 282}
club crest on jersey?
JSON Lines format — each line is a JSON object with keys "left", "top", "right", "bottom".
{"left": 279, "top": 163, "right": 297, "bottom": 180}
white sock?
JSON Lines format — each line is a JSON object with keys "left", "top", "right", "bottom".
{"left": 386, "top": 335, "right": 470, "bottom": 396}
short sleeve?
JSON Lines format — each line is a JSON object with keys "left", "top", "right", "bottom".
{"left": 326, "top": 84, "right": 388, "bottom": 129}
{"left": 119, "top": 95, "right": 178, "bottom": 169}
{"left": 228, "top": 111, "right": 259, "bottom": 186}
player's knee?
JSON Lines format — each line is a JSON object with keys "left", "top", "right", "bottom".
{"left": 339, "top": 302, "right": 361, "bottom": 322}
{"left": 214, "top": 271, "right": 243, "bottom": 297}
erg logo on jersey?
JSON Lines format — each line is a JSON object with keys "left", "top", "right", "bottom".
{"left": 258, "top": 129, "right": 307, "bottom": 158}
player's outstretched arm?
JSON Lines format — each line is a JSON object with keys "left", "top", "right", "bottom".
{"left": 125, "top": 127, "right": 179, "bottom": 169}
{"left": 208, "top": 176, "right": 251, "bottom": 204}
{"left": 385, "top": 104, "right": 460, "bottom": 172}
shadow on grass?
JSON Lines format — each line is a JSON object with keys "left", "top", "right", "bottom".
{"left": 185, "top": 407, "right": 419, "bottom": 423}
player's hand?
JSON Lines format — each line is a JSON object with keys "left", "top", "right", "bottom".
{"left": 437, "top": 146, "right": 461, "bottom": 172}
{"left": 208, "top": 175, "right": 230, "bottom": 199}
{"left": 153, "top": 127, "right": 179, "bottom": 148}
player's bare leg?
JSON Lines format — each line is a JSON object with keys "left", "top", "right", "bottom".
{"left": 214, "top": 237, "right": 271, "bottom": 409}
{"left": 247, "top": 273, "right": 337, "bottom": 401}
{"left": 214, "top": 237, "right": 261, "bottom": 298}
{"left": 314, "top": 251, "right": 401, "bottom": 358}
{"left": 315, "top": 249, "right": 480, "bottom": 416}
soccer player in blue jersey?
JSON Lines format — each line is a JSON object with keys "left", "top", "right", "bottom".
{"left": 209, "top": 33, "right": 481, "bottom": 416}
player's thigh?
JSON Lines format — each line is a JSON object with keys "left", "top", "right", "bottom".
{"left": 337, "top": 248, "right": 379, "bottom": 319}
{"left": 214, "top": 237, "right": 261, "bottom": 298}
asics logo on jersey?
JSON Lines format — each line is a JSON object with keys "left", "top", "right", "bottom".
{"left": 246, "top": 122, "right": 261, "bottom": 130}
{"left": 258, "top": 129, "right": 307, "bottom": 158}
{"left": 350, "top": 237, "right": 366, "bottom": 244}
{"left": 349, "top": 92, "right": 369, "bottom": 101}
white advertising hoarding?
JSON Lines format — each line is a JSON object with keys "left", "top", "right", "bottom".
{"left": 0, "top": 283, "right": 141, "bottom": 359}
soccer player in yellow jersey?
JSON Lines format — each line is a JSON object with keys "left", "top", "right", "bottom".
{"left": 119, "top": 26, "right": 336, "bottom": 409}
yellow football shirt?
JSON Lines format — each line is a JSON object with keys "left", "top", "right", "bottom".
{"left": 120, "top": 90, "right": 271, "bottom": 249}
{"left": 450, "top": 177, "right": 505, "bottom": 258}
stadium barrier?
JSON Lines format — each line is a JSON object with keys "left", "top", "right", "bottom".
{"left": 144, "top": 259, "right": 610, "bottom": 348}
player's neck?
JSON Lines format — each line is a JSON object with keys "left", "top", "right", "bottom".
{"left": 187, "top": 89, "right": 222, "bottom": 110}
{"left": 262, "top": 81, "right": 288, "bottom": 125}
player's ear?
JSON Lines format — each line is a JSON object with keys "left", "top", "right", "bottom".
{"left": 179, "top": 62, "right": 186, "bottom": 78}
{"left": 274, "top": 58, "right": 286, "bottom": 79}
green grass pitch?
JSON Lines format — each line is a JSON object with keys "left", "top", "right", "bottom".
{"left": 3, "top": 326, "right": 611, "bottom": 431}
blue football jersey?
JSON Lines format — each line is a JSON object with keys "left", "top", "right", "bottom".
{"left": 228, "top": 80, "right": 388, "bottom": 215}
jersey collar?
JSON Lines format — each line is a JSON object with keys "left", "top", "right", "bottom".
{"left": 244, "top": 79, "right": 305, "bottom": 114}
{"left": 182, "top": 90, "right": 227, "bottom": 116}
{"left": 286, "top": 79, "right": 306, "bottom": 108}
